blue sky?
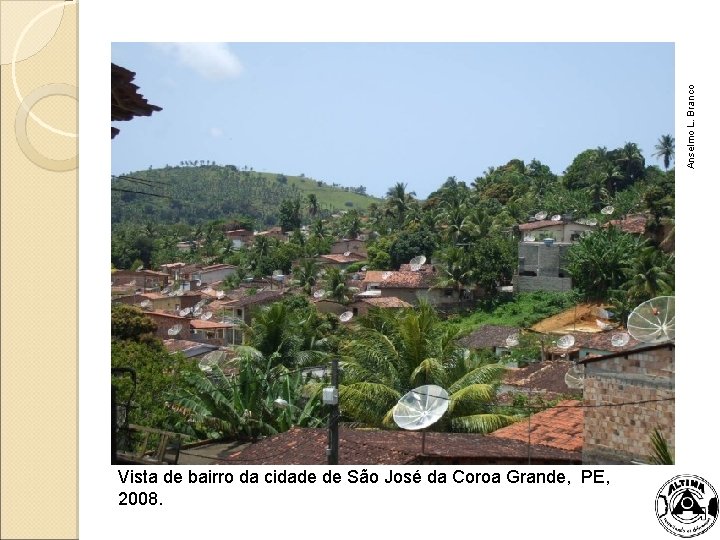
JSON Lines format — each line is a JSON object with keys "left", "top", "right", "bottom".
{"left": 111, "top": 42, "right": 674, "bottom": 199}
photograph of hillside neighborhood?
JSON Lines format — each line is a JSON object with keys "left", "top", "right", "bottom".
{"left": 111, "top": 43, "right": 674, "bottom": 466}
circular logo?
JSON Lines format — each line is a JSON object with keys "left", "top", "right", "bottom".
{"left": 656, "top": 475, "right": 718, "bottom": 537}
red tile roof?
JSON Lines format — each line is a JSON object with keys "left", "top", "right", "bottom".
{"left": 458, "top": 325, "right": 520, "bottom": 349}
{"left": 319, "top": 253, "right": 366, "bottom": 264}
{"left": 226, "top": 427, "right": 581, "bottom": 465}
{"left": 606, "top": 215, "right": 647, "bottom": 234}
{"left": 190, "top": 319, "right": 234, "bottom": 329}
{"left": 489, "top": 400, "right": 584, "bottom": 452}
{"left": 503, "top": 360, "right": 579, "bottom": 395}
{"left": 363, "top": 266, "right": 437, "bottom": 289}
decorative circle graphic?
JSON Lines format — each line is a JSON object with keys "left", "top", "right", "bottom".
{"left": 12, "top": 1, "right": 77, "bottom": 138}
{"left": 656, "top": 474, "right": 718, "bottom": 537}
{"left": 15, "top": 83, "right": 78, "bottom": 171}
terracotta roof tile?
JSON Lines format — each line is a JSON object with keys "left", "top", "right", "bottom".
{"left": 359, "top": 297, "right": 412, "bottom": 309}
{"left": 363, "top": 265, "right": 437, "bottom": 289}
{"left": 458, "top": 325, "right": 520, "bottom": 349}
{"left": 226, "top": 427, "right": 581, "bottom": 465}
{"left": 503, "top": 360, "right": 579, "bottom": 395}
{"left": 222, "top": 289, "right": 283, "bottom": 308}
{"left": 489, "top": 400, "right": 584, "bottom": 452}
{"left": 606, "top": 214, "right": 647, "bottom": 234}
{"left": 319, "top": 253, "right": 366, "bottom": 264}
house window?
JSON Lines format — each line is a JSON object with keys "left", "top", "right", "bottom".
{"left": 444, "top": 288, "right": 454, "bottom": 297}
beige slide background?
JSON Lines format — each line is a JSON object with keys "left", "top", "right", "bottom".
{"left": 1, "top": 1, "right": 78, "bottom": 538}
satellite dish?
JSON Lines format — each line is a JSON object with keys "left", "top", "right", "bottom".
{"left": 201, "top": 312, "right": 213, "bottom": 320}
{"left": 139, "top": 299, "right": 152, "bottom": 310}
{"left": 179, "top": 307, "right": 192, "bottom": 317}
{"left": 273, "top": 269, "right": 283, "bottom": 276}
{"left": 627, "top": 296, "right": 675, "bottom": 343}
{"left": 601, "top": 206, "right": 615, "bottom": 215}
{"left": 505, "top": 333, "right": 519, "bottom": 348}
{"left": 587, "top": 218, "right": 598, "bottom": 226}
{"left": 534, "top": 211, "right": 547, "bottom": 221}
{"left": 313, "top": 289, "right": 326, "bottom": 299}
{"left": 409, "top": 255, "right": 427, "bottom": 271}
{"left": 339, "top": 311, "right": 354, "bottom": 323}
{"left": 594, "top": 306, "right": 612, "bottom": 319}
{"left": 160, "top": 286, "right": 172, "bottom": 295}
{"left": 361, "top": 266, "right": 368, "bottom": 272}
{"left": 193, "top": 307, "right": 203, "bottom": 317}
{"left": 343, "top": 251, "right": 352, "bottom": 257}
{"left": 194, "top": 300, "right": 204, "bottom": 310}
{"left": 136, "top": 265, "right": 143, "bottom": 271}
{"left": 381, "top": 271, "right": 393, "bottom": 280}
{"left": 556, "top": 334, "right": 575, "bottom": 349}
{"left": 198, "top": 350, "right": 225, "bottom": 372}
{"left": 596, "top": 319, "right": 614, "bottom": 331}
{"left": 611, "top": 332, "right": 630, "bottom": 347}
{"left": 576, "top": 218, "right": 588, "bottom": 225}
{"left": 273, "top": 398, "right": 289, "bottom": 409}
{"left": 167, "top": 324, "right": 182, "bottom": 336}
{"left": 393, "top": 385, "right": 449, "bottom": 431}
{"left": 523, "top": 235, "right": 535, "bottom": 242}
{"left": 217, "top": 290, "right": 225, "bottom": 299}
{"left": 564, "top": 364, "right": 585, "bottom": 390}
{"left": 550, "top": 214, "right": 562, "bottom": 221}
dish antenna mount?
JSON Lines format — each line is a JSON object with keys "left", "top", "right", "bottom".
{"left": 627, "top": 296, "right": 675, "bottom": 343}
{"left": 393, "top": 384, "right": 449, "bottom": 454}
{"left": 409, "top": 255, "right": 427, "bottom": 271}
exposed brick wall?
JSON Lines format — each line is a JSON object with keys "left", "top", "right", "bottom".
{"left": 582, "top": 346, "right": 674, "bottom": 464}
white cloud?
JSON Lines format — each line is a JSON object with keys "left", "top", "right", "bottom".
{"left": 157, "top": 43, "right": 243, "bottom": 80}
{"left": 210, "top": 127, "right": 224, "bottom": 138}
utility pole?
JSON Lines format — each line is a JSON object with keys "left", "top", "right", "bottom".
{"left": 325, "top": 358, "right": 340, "bottom": 465}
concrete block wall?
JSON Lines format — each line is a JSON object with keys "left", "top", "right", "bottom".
{"left": 583, "top": 346, "right": 675, "bottom": 464}
{"left": 515, "top": 275, "right": 573, "bottom": 292}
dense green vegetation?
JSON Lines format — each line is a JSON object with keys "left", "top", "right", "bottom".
{"left": 112, "top": 136, "right": 676, "bottom": 440}
{"left": 112, "top": 163, "right": 380, "bottom": 229}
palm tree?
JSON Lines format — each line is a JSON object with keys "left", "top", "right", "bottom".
{"left": 339, "top": 302, "right": 517, "bottom": 433}
{"left": 324, "top": 267, "right": 352, "bottom": 305}
{"left": 385, "top": 182, "right": 416, "bottom": 227}
{"left": 307, "top": 194, "right": 319, "bottom": 218}
{"left": 294, "top": 259, "right": 320, "bottom": 295}
{"left": 171, "top": 349, "right": 325, "bottom": 440}
{"left": 623, "top": 247, "right": 674, "bottom": 306}
{"left": 653, "top": 134, "right": 675, "bottom": 171}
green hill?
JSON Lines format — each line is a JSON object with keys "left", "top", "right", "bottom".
{"left": 112, "top": 164, "right": 381, "bottom": 229}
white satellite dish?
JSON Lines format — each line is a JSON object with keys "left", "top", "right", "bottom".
{"left": 160, "top": 286, "right": 172, "bottom": 295}
{"left": 594, "top": 307, "right": 612, "bottom": 319}
{"left": 217, "top": 290, "right": 225, "bottom": 299}
{"left": 381, "top": 271, "right": 393, "bottom": 280}
{"left": 627, "top": 296, "right": 675, "bottom": 343}
{"left": 564, "top": 364, "right": 585, "bottom": 390}
{"left": 139, "top": 299, "right": 152, "bottom": 310}
{"left": 167, "top": 324, "right": 182, "bottom": 336}
{"left": 194, "top": 301, "right": 204, "bottom": 311}
{"left": 361, "top": 266, "right": 368, "bottom": 272}
{"left": 339, "top": 311, "right": 354, "bottom": 323}
{"left": 596, "top": 319, "right": 614, "bottom": 331}
{"left": 409, "top": 255, "right": 427, "bottom": 271}
{"left": 534, "top": 211, "right": 547, "bottom": 221}
{"left": 343, "top": 251, "right": 351, "bottom": 257}
{"left": 550, "top": 214, "right": 562, "bottom": 221}
{"left": 556, "top": 334, "right": 575, "bottom": 349}
{"left": 193, "top": 307, "right": 203, "bottom": 317}
{"left": 179, "top": 307, "right": 192, "bottom": 317}
{"left": 523, "top": 235, "right": 536, "bottom": 242}
{"left": 587, "top": 218, "right": 598, "bottom": 226}
{"left": 201, "top": 312, "right": 213, "bottom": 320}
{"left": 601, "top": 206, "right": 615, "bottom": 215}
{"left": 505, "top": 333, "right": 520, "bottom": 347}
{"left": 198, "top": 350, "right": 224, "bottom": 372}
{"left": 610, "top": 332, "right": 630, "bottom": 347}
{"left": 136, "top": 265, "right": 143, "bottom": 271}
{"left": 393, "top": 385, "right": 449, "bottom": 431}
{"left": 313, "top": 289, "right": 326, "bottom": 299}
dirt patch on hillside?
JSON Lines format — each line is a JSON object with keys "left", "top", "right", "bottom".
{"left": 531, "top": 303, "right": 609, "bottom": 334}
